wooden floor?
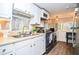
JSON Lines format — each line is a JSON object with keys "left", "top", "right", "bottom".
{"left": 48, "top": 41, "right": 74, "bottom": 55}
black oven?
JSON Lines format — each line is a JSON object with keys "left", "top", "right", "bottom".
{"left": 46, "top": 31, "right": 51, "bottom": 48}
{"left": 45, "top": 28, "right": 56, "bottom": 53}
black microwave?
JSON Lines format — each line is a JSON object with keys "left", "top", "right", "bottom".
{"left": 42, "top": 12, "right": 48, "bottom": 19}
{"left": 43, "top": 13, "right": 48, "bottom": 18}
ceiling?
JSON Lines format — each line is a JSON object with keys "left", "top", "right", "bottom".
{"left": 35, "top": 3, "right": 77, "bottom": 15}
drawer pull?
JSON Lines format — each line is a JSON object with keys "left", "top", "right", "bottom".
{"left": 30, "top": 45, "right": 32, "bottom": 47}
{"left": 2, "top": 49, "right": 6, "bottom": 52}
{"left": 10, "top": 54, "right": 13, "bottom": 55}
{"left": 33, "top": 44, "right": 36, "bottom": 46}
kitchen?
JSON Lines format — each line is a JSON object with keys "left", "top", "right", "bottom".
{"left": 0, "top": 3, "right": 79, "bottom": 55}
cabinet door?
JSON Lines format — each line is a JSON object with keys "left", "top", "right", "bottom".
{"left": 0, "top": 44, "right": 15, "bottom": 55}
{"left": 39, "top": 36, "right": 46, "bottom": 54}
{"left": 15, "top": 44, "right": 32, "bottom": 55}
{"left": 14, "top": 39, "right": 34, "bottom": 55}
{"left": 32, "top": 35, "right": 46, "bottom": 55}
{"left": 4, "top": 51, "right": 15, "bottom": 55}
{"left": 32, "top": 38, "right": 41, "bottom": 55}
{"left": 36, "top": 7, "right": 41, "bottom": 24}
{"left": 0, "top": 3, "right": 12, "bottom": 18}
{"left": 30, "top": 4, "right": 37, "bottom": 24}
{"left": 30, "top": 4, "right": 41, "bottom": 24}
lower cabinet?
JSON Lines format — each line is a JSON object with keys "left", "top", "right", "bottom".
{"left": 39, "top": 36, "right": 46, "bottom": 54}
{"left": 15, "top": 44, "right": 33, "bottom": 55}
{"left": 32, "top": 38, "right": 42, "bottom": 55}
{"left": 4, "top": 52, "right": 16, "bottom": 55}
{"left": 0, "top": 34, "right": 46, "bottom": 55}
{"left": 15, "top": 35, "right": 46, "bottom": 55}
{"left": 32, "top": 36, "right": 46, "bottom": 55}
{"left": 0, "top": 44, "right": 15, "bottom": 55}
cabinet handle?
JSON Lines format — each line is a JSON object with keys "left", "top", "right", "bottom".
{"left": 42, "top": 40, "right": 44, "bottom": 41}
{"left": 30, "top": 45, "right": 32, "bottom": 47}
{"left": 10, "top": 54, "right": 13, "bottom": 55}
{"left": 33, "top": 44, "right": 36, "bottom": 46}
{"left": 2, "top": 49, "right": 6, "bottom": 52}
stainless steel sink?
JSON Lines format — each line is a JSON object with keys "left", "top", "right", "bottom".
{"left": 12, "top": 35, "right": 21, "bottom": 38}
{"left": 12, "top": 34, "right": 31, "bottom": 38}
{"left": 11, "top": 32, "right": 39, "bottom": 38}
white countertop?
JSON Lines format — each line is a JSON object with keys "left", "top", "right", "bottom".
{"left": 0, "top": 33, "right": 45, "bottom": 46}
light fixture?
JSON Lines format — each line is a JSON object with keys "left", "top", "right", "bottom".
{"left": 75, "top": 8, "right": 79, "bottom": 12}
{"left": 74, "top": 8, "right": 79, "bottom": 17}
{"left": 56, "top": 16, "right": 58, "bottom": 21}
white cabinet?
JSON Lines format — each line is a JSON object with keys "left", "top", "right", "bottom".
{"left": 32, "top": 38, "right": 41, "bottom": 55}
{"left": 32, "top": 35, "right": 46, "bottom": 55}
{"left": 30, "top": 4, "right": 41, "bottom": 24}
{"left": 14, "top": 3, "right": 42, "bottom": 24}
{"left": 15, "top": 44, "right": 32, "bottom": 55}
{"left": 0, "top": 34, "right": 46, "bottom": 55}
{"left": 57, "top": 30, "right": 66, "bottom": 42}
{"left": 14, "top": 34, "right": 45, "bottom": 55}
{"left": 0, "top": 44, "right": 15, "bottom": 55}
{"left": 39, "top": 36, "right": 46, "bottom": 54}
{"left": 0, "top": 3, "right": 12, "bottom": 18}
{"left": 14, "top": 39, "right": 33, "bottom": 55}
{"left": 4, "top": 51, "right": 15, "bottom": 55}
{"left": 36, "top": 7, "right": 41, "bottom": 24}
{"left": 14, "top": 39, "right": 32, "bottom": 50}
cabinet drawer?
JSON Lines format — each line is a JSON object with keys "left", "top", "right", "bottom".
{"left": 0, "top": 44, "right": 14, "bottom": 55}
{"left": 4, "top": 52, "right": 15, "bottom": 55}
{"left": 14, "top": 39, "right": 33, "bottom": 50}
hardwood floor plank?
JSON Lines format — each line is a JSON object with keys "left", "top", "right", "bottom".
{"left": 48, "top": 41, "right": 74, "bottom": 55}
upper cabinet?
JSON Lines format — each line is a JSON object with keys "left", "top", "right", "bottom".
{"left": 0, "top": 3, "right": 12, "bottom": 19}
{"left": 30, "top": 4, "right": 41, "bottom": 24}
{"left": 14, "top": 3, "right": 49, "bottom": 25}
{"left": 14, "top": 3, "right": 40, "bottom": 24}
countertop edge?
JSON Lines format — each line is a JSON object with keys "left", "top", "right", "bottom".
{"left": 0, "top": 33, "right": 45, "bottom": 47}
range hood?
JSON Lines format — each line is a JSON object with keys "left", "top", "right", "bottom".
{"left": 13, "top": 9, "right": 34, "bottom": 18}
{"left": 41, "top": 17, "right": 47, "bottom": 20}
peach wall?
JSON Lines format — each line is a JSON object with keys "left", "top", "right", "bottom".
{"left": 0, "top": 19, "right": 9, "bottom": 29}
{"left": 0, "top": 32, "right": 3, "bottom": 38}
{"left": 0, "top": 32, "right": 4, "bottom": 43}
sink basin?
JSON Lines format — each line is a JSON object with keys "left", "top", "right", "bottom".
{"left": 11, "top": 33, "right": 40, "bottom": 38}
{"left": 12, "top": 34, "right": 31, "bottom": 38}
{"left": 12, "top": 35, "right": 21, "bottom": 38}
